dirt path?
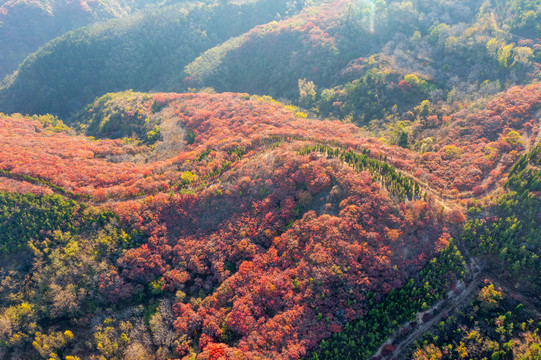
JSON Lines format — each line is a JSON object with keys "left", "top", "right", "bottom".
{"left": 534, "top": 109, "right": 541, "bottom": 146}
{"left": 371, "top": 108, "right": 541, "bottom": 358}
{"left": 485, "top": 272, "right": 541, "bottom": 319}
{"left": 379, "top": 271, "right": 541, "bottom": 360}
{"left": 491, "top": 11, "right": 500, "bottom": 31}
{"left": 381, "top": 277, "right": 481, "bottom": 360}
{"left": 395, "top": 107, "right": 541, "bottom": 211}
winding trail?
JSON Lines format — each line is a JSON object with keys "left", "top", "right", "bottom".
{"left": 486, "top": 272, "right": 541, "bottom": 319}
{"left": 378, "top": 267, "right": 541, "bottom": 360}
{"left": 534, "top": 109, "right": 541, "bottom": 145}
{"left": 372, "top": 109, "right": 541, "bottom": 359}
{"left": 491, "top": 11, "right": 500, "bottom": 31}
{"left": 382, "top": 277, "right": 482, "bottom": 360}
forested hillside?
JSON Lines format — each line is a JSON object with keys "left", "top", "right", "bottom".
{"left": 2, "top": 0, "right": 539, "bottom": 120}
{"left": 0, "top": 0, "right": 309, "bottom": 117}
{"left": 399, "top": 146, "right": 541, "bottom": 360}
{"left": 0, "top": 93, "right": 451, "bottom": 359}
{"left": 0, "top": 0, "right": 539, "bottom": 359}
{"left": 404, "top": 281, "right": 541, "bottom": 360}
{"left": 1, "top": 82, "right": 540, "bottom": 359}
{"left": 0, "top": 0, "right": 188, "bottom": 79}
{"left": 186, "top": 0, "right": 540, "bottom": 125}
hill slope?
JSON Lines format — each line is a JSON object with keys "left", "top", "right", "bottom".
{"left": 2, "top": 0, "right": 539, "bottom": 124}
{"left": 0, "top": 0, "right": 307, "bottom": 117}
{"left": 0, "top": 0, "right": 539, "bottom": 358}
{"left": 185, "top": 0, "right": 540, "bottom": 124}
{"left": 0, "top": 0, "right": 190, "bottom": 79}
{"left": 0, "top": 83, "right": 539, "bottom": 359}
{"left": 0, "top": 93, "right": 445, "bottom": 359}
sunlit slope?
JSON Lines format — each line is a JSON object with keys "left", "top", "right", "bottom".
{"left": 1, "top": 0, "right": 538, "bottom": 123}
{"left": 0, "top": 0, "right": 306, "bottom": 118}
{"left": 0, "top": 82, "right": 539, "bottom": 358}
{"left": 0, "top": 92, "right": 453, "bottom": 359}
{"left": 0, "top": 0, "right": 190, "bottom": 79}
{"left": 185, "top": 0, "right": 539, "bottom": 115}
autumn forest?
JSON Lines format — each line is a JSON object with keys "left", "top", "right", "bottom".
{"left": 0, "top": 0, "right": 539, "bottom": 359}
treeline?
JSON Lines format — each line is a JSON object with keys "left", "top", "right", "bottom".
{"left": 0, "top": 191, "right": 137, "bottom": 256}
{"left": 75, "top": 91, "right": 161, "bottom": 144}
{"left": 314, "top": 69, "right": 435, "bottom": 127}
{"left": 462, "top": 145, "right": 541, "bottom": 302}
{"left": 308, "top": 242, "right": 466, "bottom": 359}
{"left": 299, "top": 144, "right": 423, "bottom": 201}
{"left": 507, "top": 144, "right": 541, "bottom": 193}
{"left": 495, "top": 0, "right": 541, "bottom": 38}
